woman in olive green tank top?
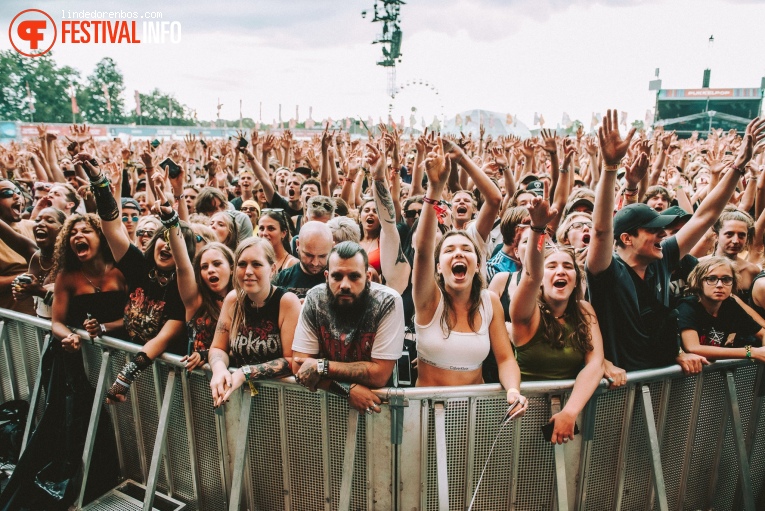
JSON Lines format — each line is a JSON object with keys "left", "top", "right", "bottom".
{"left": 510, "top": 198, "right": 604, "bottom": 445}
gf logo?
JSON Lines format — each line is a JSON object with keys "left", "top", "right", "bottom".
{"left": 9, "top": 9, "right": 57, "bottom": 57}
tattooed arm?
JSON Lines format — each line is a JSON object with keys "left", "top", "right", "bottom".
{"left": 369, "top": 142, "right": 411, "bottom": 294}
{"left": 293, "top": 353, "right": 396, "bottom": 389}
{"left": 209, "top": 292, "right": 235, "bottom": 407}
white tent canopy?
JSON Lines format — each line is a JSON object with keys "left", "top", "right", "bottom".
{"left": 441, "top": 109, "right": 532, "bottom": 139}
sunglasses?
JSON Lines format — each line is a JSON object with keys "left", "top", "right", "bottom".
{"left": 0, "top": 188, "right": 19, "bottom": 199}
{"left": 34, "top": 182, "right": 52, "bottom": 191}
{"left": 702, "top": 275, "right": 734, "bottom": 286}
{"left": 137, "top": 229, "right": 156, "bottom": 238}
{"left": 241, "top": 207, "right": 258, "bottom": 212}
{"left": 122, "top": 215, "right": 139, "bottom": 223}
{"left": 195, "top": 234, "right": 204, "bottom": 243}
{"left": 405, "top": 209, "right": 421, "bottom": 219}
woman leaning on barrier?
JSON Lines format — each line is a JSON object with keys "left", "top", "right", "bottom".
{"left": 76, "top": 152, "right": 194, "bottom": 404}
{"left": 151, "top": 170, "right": 235, "bottom": 373}
{"left": 411, "top": 137, "right": 528, "bottom": 417}
{"left": 208, "top": 237, "right": 302, "bottom": 406}
{"left": 510, "top": 197, "right": 604, "bottom": 445}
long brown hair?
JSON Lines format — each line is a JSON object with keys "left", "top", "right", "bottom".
{"left": 536, "top": 246, "right": 593, "bottom": 353}
{"left": 193, "top": 242, "right": 235, "bottom": 325}
{"left": 434, "top": 230, "right": 485, "bottom": 336}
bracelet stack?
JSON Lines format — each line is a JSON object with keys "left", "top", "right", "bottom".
{"left": 241, "top": 365, "right": 258, "bottom": 396}
{"left": 161, "top": 210, "right": 180, "bottom": 229}
{"left": 603, "top": 163, "right": 619, "bottom": 172}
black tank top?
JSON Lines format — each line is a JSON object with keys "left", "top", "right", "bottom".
{"left": 749, "top": 270, "right": 765, "bottom": 319}
{"left": 499, "top": 271, "right": 522, "bottom": 322}
{"left": 230, "top": 286, "right": 286, "bottom": 366}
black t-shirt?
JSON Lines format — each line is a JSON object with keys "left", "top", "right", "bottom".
{"left": 586, "top": 236, "right": 681, "bottom": 371}
{"left": 272, "top": 263, "right": 325, "bottom": 300}
{"left": 675, "top": 296, "right": 760, "bottom": 348}
{"left": 269, "top": 192, "right": 302, "bottom": 217}
{"left": 230, "top": 196, "right": 243, "bottom": 210}
{"left": 116, "top": 244, "right": 186, "bottom": 355}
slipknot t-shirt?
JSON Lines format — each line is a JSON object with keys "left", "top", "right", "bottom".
{"left": 230, "top": 287, "right": 286, "bottom": 366}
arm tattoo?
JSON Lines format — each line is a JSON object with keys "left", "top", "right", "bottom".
{"left": 215, "top": 322, "right": 230, "bottom": 334}
{"left": 245, "top": 358, "right": 292, "bottom": 381}
{"left": 395, "top": 244, "right": 408, "bottom": 264}
{"left": 374, "top": 180, "right": 396, "bottom": 224}
{"left": 330, "top": 361, "right": 375, "bottom": 387}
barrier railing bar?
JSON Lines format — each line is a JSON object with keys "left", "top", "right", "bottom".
{"left": 647, "top": 380, "right": 671, "bottom": 510}
{"left": 419, "top": 400, "right": 429, "bottom": 511}
{"left": 338, "top": 409, "right": 359, "bottom": 511}
{"left": 20, "top": 331, "right": 50, "bottom": 455}
{"left": 75, "top": 349, "right": 112, "bottom": 510}
{"left": 507, "top": 409, "right": 522, "bottom": 511}
{"left": 433, "top": 401, "right": 449, "bottom": 511}
{"left": 278, "top": 386, "right": 293, "bottom": 511}
{"left": 0, "top": 320, "right": 18, "bottom": 402}
{"left": 725, "top": 370, "right": 756, "bottom": 511}
{"left": 613, "top": 385, "right": 636, "bottom": 511}
{"left": 575, "top": 391, "right": 600, "bottom": 510}
{"left": 736, "top": 365, "right": 765, "bottom": 510}
{"left": 180, "top": 370, "right": 202, "bottom": 504}
{"left": 143, "top": 369, "right": 177, "bottom": 511}
{"left": 550, "top": 396, "right": 568, "bottom": 511}
{"left": 128, "top": 354, "right": 149, "bottom": 483}
{"left": 13, "top": 323, "right": 30, "bottom": 400}
{"left": 228, "top": 388, "right": 252, "bottom": 511}
{"left": 640, "top": 385, "right": 669, "bottom": 511}
{"left": 152, "top": 364, "right": 175, "bottom": 496}
{"left": 320, "top": 392, "right": 331, "bottom": 511}
{"left": 706, "top": 377, "right": 728, "bottom": 509}
{"left": 678, "top": 372, "right": 703, "bottom": 506}
{"left": 213, "top": 394, "right": 232, "bottom": 507}
{"left": 365, "top": 407, "right": 375, "bottom": 511}
{"left": 463, "top": 396, "right": 477, "bottom": 510}
{"left": 32, "top": 328, "right": 45, "bottom": 388}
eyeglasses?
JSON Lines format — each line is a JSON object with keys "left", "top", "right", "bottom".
{"left": 241, "top": 207, "right": 258, "bottom": 212}
{"left": 34, "top": 182, "right": 51, "bottom": 191}
{"left": 405, "top": 209, "right": 421, "bottom": 219}
{"left": 122, "top": 215, "right": 139, "bottom": 223}
{"left": 702, "top": 275, "right": 734, "bottom": 286}
{"left": 262, "top": 208, "right": 287, "bottom": 221}
{"left": 137, "top": 229, "right": 156, "bottom": 238}
{"left": 569, "top": 221, "right": 593, "bottom": 230}
{"left": 0, "top": 188, "right": 19, "bottom": 199}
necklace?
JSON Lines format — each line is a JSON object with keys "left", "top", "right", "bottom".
{"left": 148, "top": 268, "right": 176, "bottom": 287}
{"left": 82, "top": 264, "right": 108, "bottom": 293}
{"left": 276, "top": 252, "right": 290, "bottom": 272}
{"left": 248, "top": 285, "right": 275, "bottom": 310}
{"left": 554, "top": 312, "right": 567, "bottom": 320}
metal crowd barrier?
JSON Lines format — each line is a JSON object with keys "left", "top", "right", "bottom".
{"left": 1, "top": 307, "right": 764, "bottom": 510}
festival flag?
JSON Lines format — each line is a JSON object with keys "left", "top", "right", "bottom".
{"left": 538, "top": 114, "right": 545, "bottom": 127}
{"left": 296, "top": 105, "right": 299, "bottom": 123}
{"left": 400, "top": 116, "right": 405, "bottom": 127}
{"left": 101, "top": 83, "right": 112, "bottom": 113}
{"left": 216, "top": 98, "right": 222, "bottom": 121}
{"left": 533, "top": 112, "right": 539, "bottom": 125}
{"left": 456, "top": 114, "right": 463, "bottom": 127}
{"left": 134, "top": 90, "right": 142, "bottom": 117}
{"left": 465, "top": 115, "right": 472, "bottom": 125}
{"left": 506, "top": 114, "right": 513, "bottom": 125}
{"left": 620, "top": 111, "right": 628, "bottom": 127}
{"left": 278, "top": 104, "right": 282, "bottom": 124}
{"left": 26, "top": 82, "right": 35, "bottom": 113}
{"left": 346, "top": 118, "right": 352, "bottom": 129}
{"left": 645, "top": 109, "right": 653, "bottom": 126}
{"left": 240, "top": 99, "right": 244, "bottom": 127}
{"left": 69, "top": 85, "right": 79, "bottom": 115}
{"left": 562, "top": 112, "right": 571, "bottom": 128}
{"left": 590, "top": 112, "right": 598, "bottom": 129}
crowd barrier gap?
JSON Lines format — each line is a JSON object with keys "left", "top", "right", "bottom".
{"left": 1, "top": 307, "right": 764, "bottom": 511}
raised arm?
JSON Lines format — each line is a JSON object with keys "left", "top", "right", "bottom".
{"left": 241, "top": 143, "right": 275, "bottom": 204}
{"left": 586, "top": 110, "right": 636, "bottom": 275}
{"left": 675, "top": 118, "right": 765, "bottom": 257}
{"left": 368, "top": 140, "right": 411, "bottom": 294}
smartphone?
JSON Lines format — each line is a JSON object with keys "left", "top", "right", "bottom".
{"left": 541, "top": 421, "right": 580, "bottom": 442}
{"left": 395, "top": 350, "right": 412, "bottom": 387}
{"left": 16, "top": 275, "right": 32, "bottom": 285}
{"left": 159, "top": 157, "right": 182, "bottom": 179}
{"left": 238, "top": 136, "right": 248, "bottom": 150}
{"left": 64, "top": 169, "right": 76, "bottom": 178}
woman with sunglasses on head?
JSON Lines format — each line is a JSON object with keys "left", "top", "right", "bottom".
{"left": 154, "top": 181, "right": 236, "bottom": 373}
{"left": 210, "top": 210, "right": 239, "bottom": 252}
{"left": 412, "top": 138, "right": 527, "bottom": 417}
{"left": 77, "top": 152, "right": 194, "bottom": 404}
{"left": 135, "top": 216, "right": 161, "bottom": 252}
{"left": 258, "top": 208, "right": 298, "bottom": 274}
{"left": 510, "top": 197, "right": 604, "bottom": 444}
{"left": 675, "top": 257, "right": 765, "bottom": 361}
{"left": 208, "top": 237, "right": 301, "bottom": 406}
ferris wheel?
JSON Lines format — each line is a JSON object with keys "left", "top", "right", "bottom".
{"left": 388, "top": 78, "right": 446, "bottom": 133}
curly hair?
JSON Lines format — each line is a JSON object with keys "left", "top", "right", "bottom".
{"left": 535, "top": 245, "right": 593, "bottom": 353}
{"left": 51, "top": 213, "right": 113, "bottom": 280}
{"left": 434, "top": 230, "right": 485, "bottom": 336}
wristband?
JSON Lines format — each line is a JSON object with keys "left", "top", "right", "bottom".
{"left": 100, "top": 323, "right": 107, "bottom": 336}
{"left": 560, "top": 168, "right": 569, "bottom": 174}
{"left": 317, "top": 358, "right": 326, "bottom": 378}
{"left": 241, "top": 365, "right": 258, "bottom": 396}
{"left": 529, "top": 225, "right": 546, "bottom": 234}
{"left": 328, "top": 380, "right": 351, "bottom": 399}
{"left": 161, "top": 210, "right": 180, "bottom": 228}
{"left": 731, "top": 164, "right": 746, "bottom": 175}
{"left": 623, "top": 187, "right": 638, "bottom": 197}
{"left": 746, "top": 345, "right": 752, "bottom": 359}
{"left": 89, "top": 158, "right": 99, "bottom": 167}
{"left": 106, "top": 351, "right": 152, "bottom": 402}
{"left": 603, "top": 163, "right": 619, "bottom": 172}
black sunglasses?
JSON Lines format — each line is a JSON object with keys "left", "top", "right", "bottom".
{"left": 0, "top": 188, "right": 19, "bottom": 199}
{"left": 137, "top": 229, "right": 156, "bottom": 237}
{"left": 405, "top": 209, "right": 421, "bottom": 219}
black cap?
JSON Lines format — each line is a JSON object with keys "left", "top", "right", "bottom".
{"left": 525, "top": 180, "right": 544, "bottom": 196}
{"left": 661, "top": 205, "right": 692, "bottom": 222}
{"left": 613, "top": 203, "right": 677, "bottom": 239}
{"left": 520, "top": 174, "right": 539, "bottom": 185}
{"left": 294, "top": 166, "right": 313, "bottom": 178}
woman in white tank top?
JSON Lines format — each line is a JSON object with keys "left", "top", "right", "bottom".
{"left": 411, "top": 137, "right": 527, "bottom": 417}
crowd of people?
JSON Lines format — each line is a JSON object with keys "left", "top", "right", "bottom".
{"left": 2, "top": 113, "right": 765, "bottom": 451}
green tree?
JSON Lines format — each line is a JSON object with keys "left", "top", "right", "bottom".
{"left": 632, "top": 119, "right": 646, "bottom": 131}
{"left": 80, "top": 57, "right": 126, "bottom": 124}
{"left": 129, "top": 88, "right": 194, "bottom": 126}
{"left": 0, "top": 50, "right": 81, "bottom": 123}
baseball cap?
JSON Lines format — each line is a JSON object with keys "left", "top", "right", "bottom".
{"left": 520, "top": 174, "right": 539, "bottom": 185}
{"left": 121, "top": 197, "right": 141, "bottom": 211}
{"left": 294, "top": 166, "right": 313, "bottom": 178}
{"left": 613, "top": 203, "right": 677, "bottom": 239}
{"left": 525, "top": 180, "right": 545, "bottom": 196}
{"left": 563, "top": 197, "right": 594, "bottom": 217}
{"left": 661, "top": 205, "right": 691, "bottom": 223}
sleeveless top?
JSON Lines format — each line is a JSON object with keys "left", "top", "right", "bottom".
{"left": 499, "top": 271, "right": 522, "bottom": 323}
{"left": 187, "top": 307, "right": 217, "bottom": 352}
{"left": 367, "top": 246, "right": 382, "bottom": 274}
{"left": 415, "top": 289, "right": 493, "bottom": 371}
{"left": 515, "top": 317, "right": 584, "bottom": 380}
{"left": 749, "top": 270, "right": 765, "bottom": 322}
{"left": 66, "top": 290, "right": 129, "bottom": 340}
{"left": 230, "top": 286, "right": 286, "bottom": 367}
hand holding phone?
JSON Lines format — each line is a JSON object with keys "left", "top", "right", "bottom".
{"left": 159, "top": 157, "right": 182, "bottom": 179}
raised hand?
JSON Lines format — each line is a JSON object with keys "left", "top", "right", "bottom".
{"left": 184, "top": 134, "right": 197, "bottom": 155}
{"left": 520, "top": 138, "right": 535, "bottom": 158}
{"left": 321, "top": 126, "right": 332, "bottom": 152}
{"left": 281, "top": 129, "right": 293, "bottom": 149}
{"left": 624, "top": 141, "right": 651, "bottom": 186}
{"left": 734, "top": 117, "right": 765, "bottom": 169}
{"left": 262, "top": 134, "right": 276, "bottom": 154}
{"left": 526, "top": 196, "right": 558, "bottom": 228}
{"left": 598, "top": 109, "right": 636, "bottom": 166}
{"left": 441, "top": 137, "right": 465, "bottom": 163}
{"left": 424, "top": 137, "right": 448, "bottom": 186}
{"left": 365, "top": 140, "right": 386, "bottom": 180}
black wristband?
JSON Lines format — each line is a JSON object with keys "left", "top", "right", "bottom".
{"left": 529, "top": 225, "right": 546, "bottom": 234}
{"left": 91, "top": 178, "right": 119, "bottom": 221}
{"left": 161, "top": 210, "right": 179, "bottom": 228}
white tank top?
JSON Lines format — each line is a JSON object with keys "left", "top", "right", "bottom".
{"left": 415, "top": 289, "right": 493, "bottom": 371}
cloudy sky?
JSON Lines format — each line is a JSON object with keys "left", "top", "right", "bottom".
{"left": 2, "top": 0, "right": 765, "bottom": 128}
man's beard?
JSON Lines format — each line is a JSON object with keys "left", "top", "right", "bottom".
{"left": 327, "top": 282, "right": 370, "bottom": 318}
